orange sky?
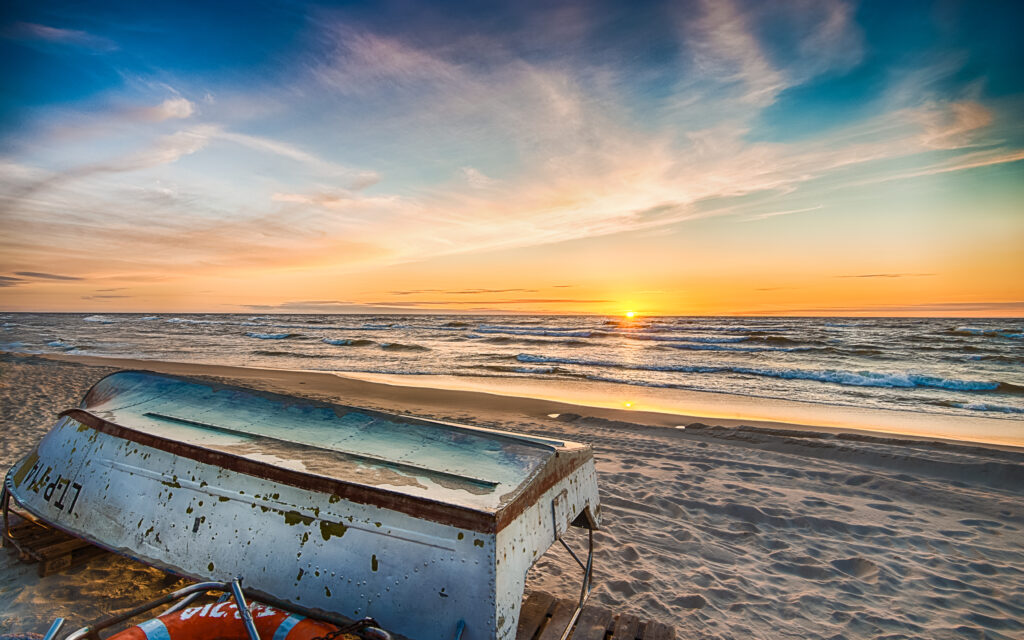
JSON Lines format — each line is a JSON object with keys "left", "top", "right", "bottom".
{"left": 2, "top": 1, "right": 1023, "bottom": 316}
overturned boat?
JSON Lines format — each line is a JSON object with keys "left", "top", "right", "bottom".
{"left": 3, "top": 370, "right": 600, "bottom": 640}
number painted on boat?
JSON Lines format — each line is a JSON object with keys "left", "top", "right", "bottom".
{"left": 24, "top": 463, "right": 83, "bottom": 515}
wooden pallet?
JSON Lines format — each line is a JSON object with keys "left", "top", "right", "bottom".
{"left": 2, "top": 511, "right": 107, "bottom": 576}
{"left": 517, "top": 591, "right": 675, "bottom": 640}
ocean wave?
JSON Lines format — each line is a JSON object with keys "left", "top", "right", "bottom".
{"left": 166, "top": 317, "right": 228, "bottom": 325}
{"left": 380, "top": 342, "right": 430, "bottom": 352}
{"left": 515, "top": 366, "right": 556, "bottom": 374}
{"left": 514, "top": 353, "right": 1019, "bottom": 393}
{"left": 83, "top": 315, "right": 115, "bottom": 324}
{"left": 952, "top": 402, "right": 1024, "bottom": 414}
{"left": 245, "top": 332, "right": 301, "bottom": 340}
{"left": 474, "top": 364, "right": 557, "bottom": 374}
{"left": 929, "top": 399, "right": 1024, "bottom": 414}
{"left": 480, "top": 323, "right": 590, "bottom": 333}
{"left": 957, "top": 353, "right": 1024, "bottom": 366}
{"left": 618, "top": 333, "right": 750, "bottom": 344}
{"left": 661, "top": 343, "right": 811, "bottom": 353}
{"left": 951, "top": 326, "right": 1023, "bottom": 339}
{"left": 466, "top": 334, "right": 588, "bottom": 346}
{"left": 516, "top": 353, "right": 720, "bottom": 373}
{"left": 252, "top": 350, "right": 329, "bottom": 359}
{"left": 139, "top": 316, "right": 160, "bottom": 321}
{"left": 474, "top": 327, "right": 593, "bottom": 338}
{"left": 443, "top": 321, "right": 471, "bottom": 328}
{"left": 322, "top": 338, "right": 376, "bottom": 347}
{"left": 46, "top": 340, "right": 83, "bottom": 351}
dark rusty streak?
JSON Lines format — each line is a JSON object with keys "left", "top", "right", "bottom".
{"left": 495, "top": 451, "right": 591, "bottom": 530}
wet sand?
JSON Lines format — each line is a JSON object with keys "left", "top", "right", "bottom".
{"left": 1, "top": 353, "right": 1023, "bottom": 638}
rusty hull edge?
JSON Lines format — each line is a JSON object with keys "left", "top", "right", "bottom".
{"left": 60, "top": 409, "right": 592, "bottom": 534}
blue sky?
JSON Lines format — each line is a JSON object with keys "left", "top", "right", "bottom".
{"left": 1, "top": 0, "right": 1022, "bottom": 314}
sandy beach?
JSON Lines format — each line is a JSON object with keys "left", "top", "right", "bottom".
{"left": 2, "top": 353, "right": 1023, "bottom": 639}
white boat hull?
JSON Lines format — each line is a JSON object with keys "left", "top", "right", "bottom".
{"left": 5, "top": 371, "right": 600, "bottom": 640}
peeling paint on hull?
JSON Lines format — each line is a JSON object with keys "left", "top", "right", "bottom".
{"left": 4, "top": 371, "right": 600, "bottom": 640}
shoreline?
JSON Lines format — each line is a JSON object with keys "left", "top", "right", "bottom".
{"left": 35, "top": 352, "right": 1024, "bottom": 450}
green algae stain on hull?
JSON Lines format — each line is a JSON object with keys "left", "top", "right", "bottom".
{"left": 320, "top": 519, "right": 347, "bottom": 541}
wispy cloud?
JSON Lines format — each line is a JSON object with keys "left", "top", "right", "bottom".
{"left": 689, "top": 0, "right": 787, "bottom": 107}
{"left": 836, "top": 273, "right": 936, "bottom": 279}
{"left": 367, "top": 298, "right": 611, "bottom": 307}
{"left": 461, "top": 167, "right": 496, "bottom": 189}
{"left": 737, "top": 301, "right": 1024, "bottom": 315}
{"left": 389, "top": 288, "right": 539, "bottom": 296}
{"left": 14, "top": 271, "right": 84, "bottom": 281}
{"left": 743, "top": 205, "right": 823, "bottom": 222}
{"left": 6, "top": 22, "right": 117, "bottom": 52}
{"left": 0, "top": 276, "right": 27, "bottom": 287}
{"left": 127, "top": 98, "right": 195, "bottom": 122}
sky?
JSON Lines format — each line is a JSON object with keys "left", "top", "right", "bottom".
{"left": 1, "top": 0, "right": 1022, "bottom": 316}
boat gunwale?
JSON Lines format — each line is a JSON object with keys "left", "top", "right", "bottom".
{"left": 60, "top": 406, "right": 594, "bottom": 533}
{"left": 60, "top": 407, "right": 503, "bottom": 533}
{"left": 84, "top": 369, "right": 568, "bottom": 451}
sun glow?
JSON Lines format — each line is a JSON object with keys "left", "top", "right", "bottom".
{"left": 625, "top": 311, "right": 636, "bottom": 318}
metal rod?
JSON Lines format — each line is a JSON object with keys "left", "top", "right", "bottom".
{"left": 558, "top": 536, "right": 586, "bottom": 571}
{"left": 42, "top": 618, "right": 65, "bottom": 640}
{"left": 558, "top": 528, "right": 595, "bottom": 640}
{"left": 230, "top": 577, "right": 261, "bottom": 640}
{"left": 160, "top": 590, "right": 205, "bottom": 616}
{"left": 1, "top": 486, "right": 10, "bottom": 547}
{"left": 65, "top": 581, "right": 231, "bottom": 640}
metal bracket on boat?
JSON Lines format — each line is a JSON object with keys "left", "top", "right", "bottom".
{"left": 1, "top": 485, "right": 27, "bottom": 556}
{"left": 554, "top": 525, "right": 596, "bottom": 640}
{"left": 230, "top": 577, "right": 261, "bottom": 640}
{"left": 61, "top": 579, "right": 261, "bottom": 640}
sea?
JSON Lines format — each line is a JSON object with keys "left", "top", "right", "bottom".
{"left": 2, "top": 313, "right": 1022, "bottom": 420}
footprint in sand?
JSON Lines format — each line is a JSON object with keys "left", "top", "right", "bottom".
{"left": 866, "top": 502, "right": 912, "bottom": 514}
{"left": 671, "top": 594, "right": 707, "bottom": 609}
{"left": 959, "top": 519, "right": 1003, "bottom": 528}
{"left": 938, "top": 529, "right": 975, "bottom": 539}
{"left": 830, "top": 557, "right": 879, "bottom": 582}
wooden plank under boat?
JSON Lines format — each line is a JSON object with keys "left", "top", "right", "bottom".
{"left": 3, "top": 370, "right": 601, "bottom": 640}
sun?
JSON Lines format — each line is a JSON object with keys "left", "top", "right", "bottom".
{"left": 625, "top": 311, "right": 636, "bottom": 318}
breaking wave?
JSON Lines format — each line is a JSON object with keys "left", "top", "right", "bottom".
{"left": 166, "top": 317, "right": 228, "bottom": 325}
{"left": 466, "top": 334, "right": 588, "bottom": 346}
{"left": 322, "top": 338, "right": 376, "bottom": 347}
{"left": 514, "top": 354, "right": 1020, "bottom": 394}
{"left": 380, "top": 342, "right": 430, "bottom": 352}
{"left": 661, "top": 342, "right": 811, "bottom": 353}
{"left": 245, "top": 332, "right": 302, "bottom": 340}
{"left": 474, "top": 327, "right": 593, "bottom": 338}
{"left": 951, "top": 327, "right": 1023, "bottom": 339}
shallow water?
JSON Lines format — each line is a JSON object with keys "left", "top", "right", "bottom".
{"left": 2, "top": 314, "right": 1022, "bottom": 425}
